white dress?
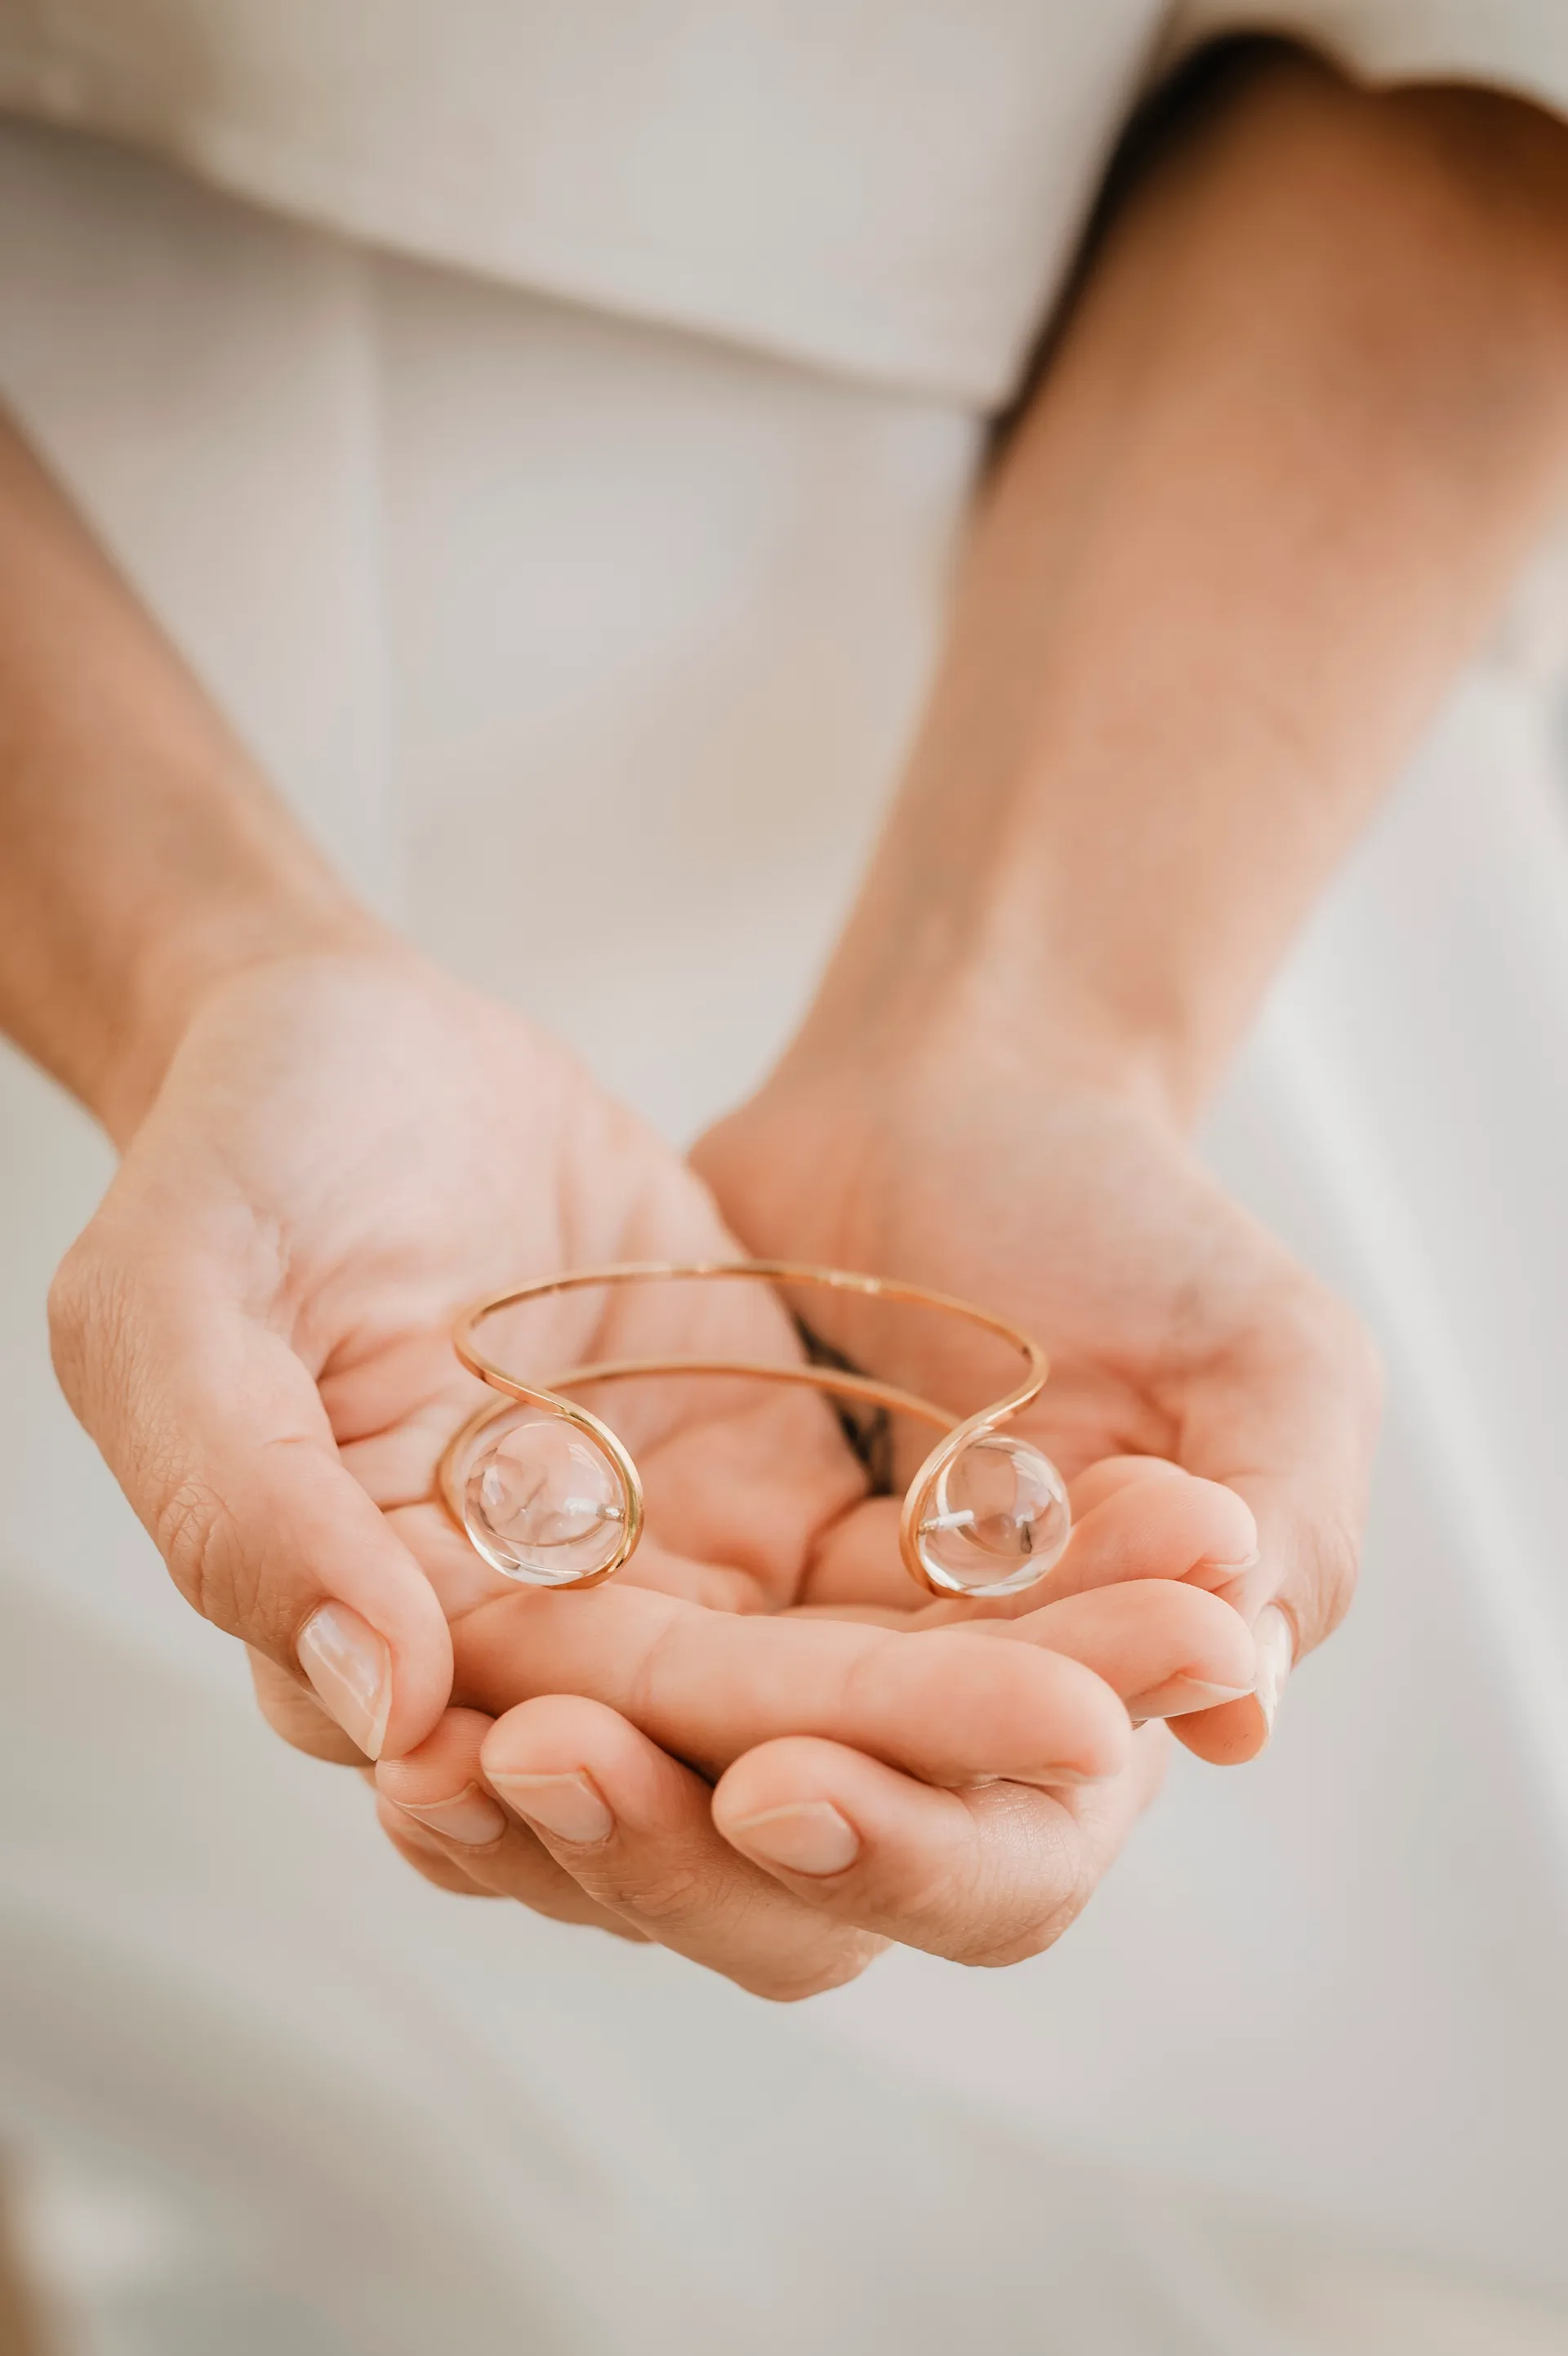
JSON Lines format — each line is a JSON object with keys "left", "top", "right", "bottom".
{"left": 2, "top": 7, "right": 1567, "bottom": 2349}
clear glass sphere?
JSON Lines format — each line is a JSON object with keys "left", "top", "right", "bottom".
{"left": 915, "top": 1432, "right": 1071, "bottom": 1597}
{"left": 462, "top": 1408, "right": 628, "bottom": 1586}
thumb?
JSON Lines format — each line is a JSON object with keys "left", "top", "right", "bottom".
{"left": 49, "top": 1235, "right": 453, "bottom": 1761}
{"left": 1169, "top": 1283, "right": 1383, "bottom": 1765}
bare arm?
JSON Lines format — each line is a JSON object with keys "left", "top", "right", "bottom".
{"left": 0, "top": 418, "right": 378, "bottom": 1143}
{"left": 784, "top": 50, "right": 1568, "bottom": 1120}
{"left": 700, "top": 49, "right": 1568, "bottom": 1761}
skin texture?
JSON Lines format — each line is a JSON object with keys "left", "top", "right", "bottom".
{"left": 11, "top": 49, "right": 1568, "bottom": 1989}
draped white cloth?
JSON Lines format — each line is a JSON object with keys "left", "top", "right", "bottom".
{"left": 0, "top": 0, "right": 1566, "bottom": 406}
{"left": 1, "top": 48, "right": 1566, "bottom": 2354}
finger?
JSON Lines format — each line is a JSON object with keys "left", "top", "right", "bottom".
{"left": 712, "top": 1725, "right": 1169, "bottom": 1964}
{"left": 376, "top": 1796, "right": 499, "bottom": 1898}
{"left": 479, "top": 1696, "right": 882, "bottom": 1997}
{"left": 998, "top": 1582, "right": 1257, "bottom": 1718}
{"left": 1067, "top": 1454, "right": 1187, "bottom": 1514}
{"left": 1170, "top": 1285, "right": 1381, "bottom": 1761}
{"left": 248, "top": 1646, "right": 367, "bottom": 1764}
{"left": 800, "top": 1459, "right": 1256, "bottom": 1623}
{"left": 1040, "top": 1459, "right": 1260, "bottom": 1609}
{"left": 453, "top": 1583, "right": 1133, "bottom": 1788}
{"left": 376, "top": 1708, "right": 636, "bottom": 1934}
{"left": 901, "top": 1579, "right": 1257, "bottom": 1715}
{"left": 1172, "top": 1601, "right": 1296, "bottom": 1765}
{"left": 1045, "top": 1461, "right": 1275, "bottom": 1759}
{"left": 50, "top": 1226, "right": 452, "bottom": 1758}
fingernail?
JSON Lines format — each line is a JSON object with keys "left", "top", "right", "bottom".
{"left": 729, "top": 1801, "right": 860, "bottom": 1877}
{"left": 1124, "top": 1678, "right": 1256, "bottom": 1723}
{"left": 395, "top": 1784, "right": 508, "bottom": 1847}
{"left": 297, "top": 1603, "right": 391, "bottom": 1759}
{"left": 1254, "top": 1606, "right": 1294, "bottom": 1735}
{"left": 489, "top": 1770, "right": 614, "bottom": 1846}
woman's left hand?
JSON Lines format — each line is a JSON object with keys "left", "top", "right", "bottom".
{"left": 693, "top": 1040, "right": 1382, "bottom": 1768}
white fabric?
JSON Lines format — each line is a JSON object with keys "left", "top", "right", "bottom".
{"left": 2, "top": 1, "right": 1567, "bottom": 408}
{"left": 1163, "top": 0, "right": 1568, "bottom": 102}
{"left": 2, "top": 56, "right": 1568, "bottom": 2356}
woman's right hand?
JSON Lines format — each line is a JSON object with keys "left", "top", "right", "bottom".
{"left": 49, "top": 943, "right": 1256, "bottom": 1996}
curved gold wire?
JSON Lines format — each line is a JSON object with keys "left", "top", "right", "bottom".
{"left": 438, "top": 1260, "right": 1050, "bottom": 1596}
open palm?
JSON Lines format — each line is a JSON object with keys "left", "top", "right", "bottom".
{"left": 697, "top": 1040, "right": 1380, "bottom": 1765}
{"left": 53, "top": 950, "right": 1261, "bottom": 1995}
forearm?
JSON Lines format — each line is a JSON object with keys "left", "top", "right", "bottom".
{"left": 787, "top": 51, "right": 1568, "bottom": 1122}
{"left": 0, "top": 413, "right": 379, "bottom": 1143}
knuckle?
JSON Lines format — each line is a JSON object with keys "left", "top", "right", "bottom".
{"left": 45, "top": 1247, "right": 88, "bottom": 1370}
{"left": 892, "top": 1851, "right": 984, "bottom": 1944}
{"left": 154, "top": 1470, "right": 250, "bottom": 1633}
{"left": 520, "top": 1881, "right": 635, "bottom": 1932}
{"left": 615, "top": 1854, "right": 728, "bottom": 1931}
{"left": 47, "top": 1231, "right": 133, "bottom": 1414}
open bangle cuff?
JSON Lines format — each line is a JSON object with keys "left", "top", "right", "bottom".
{"left": 437, "top": 1260, "right": 1071, "bottom": 1599}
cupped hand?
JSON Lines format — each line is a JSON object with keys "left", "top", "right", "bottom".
{"left": 48, "top": 942, "right": 875, "bottom": 1757}
{"left": 694, "top": 1037, "right": 1383, "bottom": 1764}
{"left": 49, "top": 946, "right": 1259, "bottom": 1995}
{"left": 372, "top": 1449, "right": 1257, "bottom": 1994}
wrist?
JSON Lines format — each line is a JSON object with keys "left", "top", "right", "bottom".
{"left": 93, "top": 883, "right": 393, "bottom": 1147}
{"left": 0, "top": 408, "right": 404, "bottom": 1145}
{"left": 775, "top": 941, "right": 1198, "bottom": 1137}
